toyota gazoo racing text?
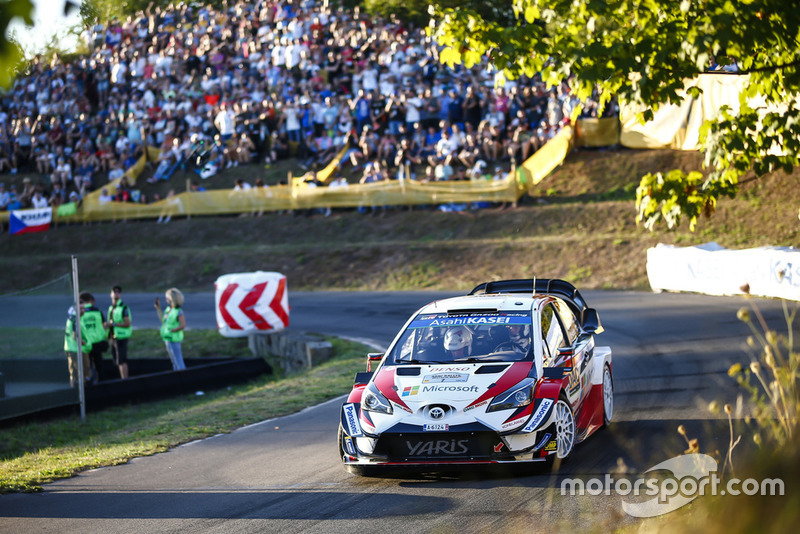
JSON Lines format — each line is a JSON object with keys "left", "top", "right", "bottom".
{"left": 338, "top": 279, "right": 613, "bottom": 474}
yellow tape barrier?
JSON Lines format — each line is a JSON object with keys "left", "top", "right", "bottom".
{"left": 575, "top": 118, "right": 620, "bottom": 147}
{"left": 517, "top": 126, "right": 574, "bottom": 191}
{"left": 69, "top": 177, "right": 520, "bottom": 222}
{"left": 1, "top": 129, "right": 576, "bottom": 224}
{"left": 291, "top": 144, "right": 349, "bottom": 189}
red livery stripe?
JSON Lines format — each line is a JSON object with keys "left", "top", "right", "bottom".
{"left": 374, "top": 367, "right": 411, "bottom": 412}
{"left": 466, "top": 361, "right": 533, "bottom": 409}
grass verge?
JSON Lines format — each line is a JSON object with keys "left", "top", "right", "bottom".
{"left": 0, "top": 336, "right": 366, "bottom": 493}
{"left": 0, "top": 327, "right": 251, "bottom": 360}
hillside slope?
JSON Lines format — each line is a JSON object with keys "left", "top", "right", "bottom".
{"left": 1, "top": 148, "right": 797, "bottom": 293}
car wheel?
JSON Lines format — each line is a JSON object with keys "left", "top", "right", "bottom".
{"left": 602, "top": 364, "right": 614, "bottom": 426}
{"left": 554, "top": 396, "right": 576, "bottom": 460}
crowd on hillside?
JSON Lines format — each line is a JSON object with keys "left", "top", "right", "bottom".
{"left": 0, "top": 0, "right": 618, "bottom": 213}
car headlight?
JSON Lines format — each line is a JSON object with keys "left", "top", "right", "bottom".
{"left": 362, "top": 383, "right": 393, "bottom": 415}
{"left": 487, "top": 378, "right": 535, "bottom": 412}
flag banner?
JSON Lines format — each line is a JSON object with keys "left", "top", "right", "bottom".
{"left": 9, "top": 207, "right": 52, "bottom": 235}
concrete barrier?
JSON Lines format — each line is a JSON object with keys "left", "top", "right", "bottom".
{"left": 248, "top": 331, "right": 333, "bottom": 373}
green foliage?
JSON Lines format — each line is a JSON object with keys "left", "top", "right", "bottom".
{"left": 79, "top": 0, "right": 107, "bottom": 26}
{"left": 566, "top": 264, "right": 592, "bottom": 284}
{"left": 0, "top": 0, "right": 33, "bottom": 88}
{"left": 362, "top": 0, "right": 426, "bottom": 25}
{"left": 361, "top": 0, "right": 516, "bottom": 28}
{"left": 79, "top": 0, "right": 174, "bottom": 26}
{"left": 636, "top": 168, "right": 725, "bottom": 231}
{"left": 431, "top": 1, "right": 800, "bottom": 230}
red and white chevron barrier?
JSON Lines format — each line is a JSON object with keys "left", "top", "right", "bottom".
{"left": 215, "top": 272, "right": 290, "bottom": 337}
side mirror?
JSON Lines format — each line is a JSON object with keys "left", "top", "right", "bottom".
{"left": 582, "top": 308, "right": 604, "bottom": 334}
{"left": 367, "top": 352, "right": 384, "bottom": 372}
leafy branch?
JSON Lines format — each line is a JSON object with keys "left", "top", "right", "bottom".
{"left": 431, "top": 0, "right": 800, "bottom": 230}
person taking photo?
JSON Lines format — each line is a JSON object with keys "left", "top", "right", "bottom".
{"left": 155, "top": 288, "right": 186, "bottom": 371}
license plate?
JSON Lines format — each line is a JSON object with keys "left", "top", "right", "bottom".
{"left": 423, "top": 423, "right": 449, "bottom": 432}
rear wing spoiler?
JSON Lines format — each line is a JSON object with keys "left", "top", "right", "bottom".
{"left": 468, "top": 278, "right": 590, "bottom": 324}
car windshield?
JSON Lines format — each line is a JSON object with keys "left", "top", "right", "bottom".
{"left": 389, "top": 311, "right": 533, "bottom": 364}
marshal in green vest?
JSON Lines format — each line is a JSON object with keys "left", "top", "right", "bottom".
{"left": 64, "top": 315, "right": 90, "bottom": 353}
{"left": 160, "top": 306, "right": 184, "bottom": 342}
{"left": 108, "top": 301, "right": 133, "bottom": 340}
{"left": 80, "top": 306, "right": 107, "bottom": 345}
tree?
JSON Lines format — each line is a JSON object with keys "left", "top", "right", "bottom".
{"left": 0, "top": 0, "right": 84, "bottom": 85}
{"left": 362, "top": 0, "right": 517, "bottom": 28}
{"left": 0, "top": 0, "right": 33, "bottom": 88}
{"left": 430, "top": 0, "right": 800, "bottom": 231}
{"left": 78, "top": 0, "right": 218, "bottom": 28}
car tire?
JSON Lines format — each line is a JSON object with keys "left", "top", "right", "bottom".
{"left": 602, "top": 364, "right": 614, "bottom": 426}
{"left": 553, "top": 395, "right": 576, "bottom": 462}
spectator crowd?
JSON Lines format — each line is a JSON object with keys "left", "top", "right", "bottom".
{"left": 0, "top": 0, "right": 618, "bottom": 215}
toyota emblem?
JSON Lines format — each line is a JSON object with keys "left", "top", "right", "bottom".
{"left": 429, "top": 407, "right": 445, "bottom": 420}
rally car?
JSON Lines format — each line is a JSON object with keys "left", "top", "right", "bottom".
{"left": 338, "top": 278, "right": 613, "bottom": 474}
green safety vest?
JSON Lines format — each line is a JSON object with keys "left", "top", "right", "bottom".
{"left": 160, "top": 306, "right": 184, "bottom": 342}
{"left": 80, "top": 306, "right": 107, "bottom": 345}
{"left": 64, "top": 315, "right": 90, "bottom": 353}
{"left": 108, "top": 301, "right": 132, "bottom": 340}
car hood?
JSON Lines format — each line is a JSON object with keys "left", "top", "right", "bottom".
{"left": 374, "top": 361, "right": 534, "bottom": 413}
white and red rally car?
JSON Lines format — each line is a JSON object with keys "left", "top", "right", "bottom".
{"left": 339, "top": 279, "right": 613, "bottom": 474}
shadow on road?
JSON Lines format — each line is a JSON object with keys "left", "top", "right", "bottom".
{"left": 0, "top": 490, "right": 453, "bottom": 520}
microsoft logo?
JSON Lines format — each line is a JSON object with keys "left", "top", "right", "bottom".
{"left": 401, "top": 386, "right": 419, "bottom": 397}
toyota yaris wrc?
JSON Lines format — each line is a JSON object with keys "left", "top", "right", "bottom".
{"left": 338, "top": 279, "right": 613, "bottom": 474}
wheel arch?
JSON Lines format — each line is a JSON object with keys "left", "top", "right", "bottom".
{"left": 591, "top": 346, "right": 612, "bottom": 385}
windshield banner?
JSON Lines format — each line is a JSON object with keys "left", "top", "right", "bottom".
{"left": 409, "top": 312, "right": 530, "bottom": 329}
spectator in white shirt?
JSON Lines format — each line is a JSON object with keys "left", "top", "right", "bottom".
{"left": 31, "top": 188, "right": 49, "bottom": 209}
{"left": 362, "top": 63, "right": 378, "bottom": 93}
{"left": 108, "top": 161, "right": 125, "bottom": 182}
{"left": 233, "top": 178, "right": 252, "bottom": 191}
{"left": 329, "top": 176, "right": 349, "bottom": 189}
{"left": 404, "top": 92, "right": 423, "bottom": 130}
{"left": 214, "top": 103, "right": 236, "bottom": 141}
{"left": 282, "top": 100, "right": 301, "bottom": 142}
{"left": 97, "top": 187, "right": 113, "bottom": 204}
{"left": 110, "top": 60, "right": 127, "bottom": 84}
{"left": 54, "top": 157, "right": 72, "bottom": 189}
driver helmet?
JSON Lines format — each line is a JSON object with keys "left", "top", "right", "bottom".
{"left": 509, "top": 324, "right": 531, "bottom": 350}
{"left": 509, "top": 324, "right": 530, "bottom": 340}
{"left": 444, "top": 326, "right": 472, "bottom": 357}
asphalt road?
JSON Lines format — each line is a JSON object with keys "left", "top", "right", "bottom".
{"left": 0, "top": 290, "right": 790, "bottom": 532}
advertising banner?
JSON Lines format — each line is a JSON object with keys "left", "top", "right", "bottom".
{"left": 647, "top": 242, "right": 800, "bottom": 301}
